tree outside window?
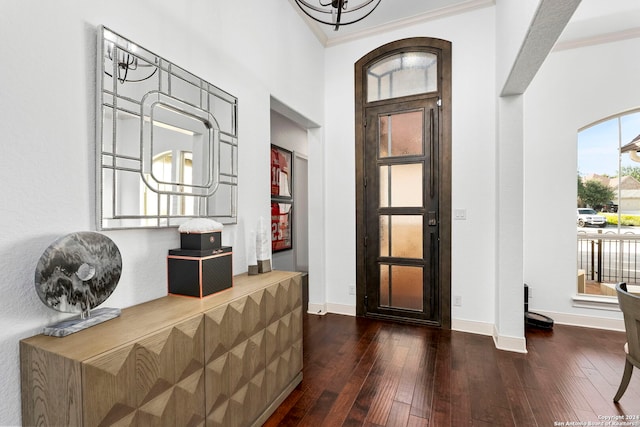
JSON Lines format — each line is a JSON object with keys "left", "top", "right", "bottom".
{"left": 577, "top": 110, "right": 640, "bottom": 296}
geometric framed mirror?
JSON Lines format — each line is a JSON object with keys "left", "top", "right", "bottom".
{"left": 96, "top": 26, "right": 238, "bottom": 229}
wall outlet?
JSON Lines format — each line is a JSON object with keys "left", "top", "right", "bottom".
{"left": 528, "top": 287, "right": 533, "bottom": 299}
{"left": 348, "top": 285, "right": 356, "bottom": 295}
{"left": 454, "top": 295, "right": 462, "bottom": 306}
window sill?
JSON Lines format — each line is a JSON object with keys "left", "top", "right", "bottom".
{"left": 572, "top": 294, "right": 621, "bottom": 311}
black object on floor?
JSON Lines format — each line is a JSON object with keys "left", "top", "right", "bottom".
{"left": 524, "top": 284, "right": 554, "bottom": 329}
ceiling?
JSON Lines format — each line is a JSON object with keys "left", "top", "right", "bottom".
{"left": 555, "top": 0, "right": 640, "bottom": 50}
{"left": 291, "top": 0, "right": 640, "bottom": 49}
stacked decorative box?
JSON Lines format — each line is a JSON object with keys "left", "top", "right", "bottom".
{"left": 168, "top": 220, "right": 233, "bottom": 298}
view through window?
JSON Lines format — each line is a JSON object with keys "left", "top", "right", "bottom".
{"left": 143, "top": 151, "right": 194, "bottom": 217}
{"left": 577, "top": 110, "right": 640, "bottom": 296}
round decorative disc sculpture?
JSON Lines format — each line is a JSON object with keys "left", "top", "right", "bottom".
{"left": 35, "top": 231, "right": 122, "bottom": 314}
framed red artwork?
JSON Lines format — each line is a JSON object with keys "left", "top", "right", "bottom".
{"left": 271, "top": 201, "right": 292, "bottom": 252}
{"left": 271, "top": 145, "right": 293, "bottom": 199}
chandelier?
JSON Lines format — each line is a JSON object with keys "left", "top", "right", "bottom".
{"left": 104, "top": 45, "right": 157, "bottom": 84}
{"left": 294, "top": 0, "right": 382, "bottom": 31}
{"left": 103, "top": 32, "right": 157, "bottom": 84}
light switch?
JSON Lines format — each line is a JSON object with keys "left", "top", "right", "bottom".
{"left": 454, "top": 209, "right": 467, "bottom": 220}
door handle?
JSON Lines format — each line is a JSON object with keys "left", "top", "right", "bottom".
{"left": 428, "top": 211, "right": 437, "bottom": 226}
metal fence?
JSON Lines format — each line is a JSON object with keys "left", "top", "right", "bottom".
{"left": 577, "top": 231, "right": 640, "bottom": 285}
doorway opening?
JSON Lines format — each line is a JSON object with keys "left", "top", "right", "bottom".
{"left": 270, "top": 110, "right": 310, "bottom": 273}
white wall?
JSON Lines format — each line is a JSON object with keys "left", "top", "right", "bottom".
{"left": 0, "top": 1, "right": 324, "bottom": 424}
{"left": 322, "top": 7, "right": 498, "bottom": 323}
{"left": 270, "top": 111, "right": 310, "bottom": 156}
{"left": 524, "top": 37, "right": 640, "bottom": 323}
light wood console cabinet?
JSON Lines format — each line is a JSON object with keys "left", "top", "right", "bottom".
{"left": 21, "top": 271, "right": 302, "bottom": 427}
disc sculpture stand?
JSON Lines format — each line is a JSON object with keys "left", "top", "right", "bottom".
{"left": 34, "top": 231, "right": 123, "bottom": 337}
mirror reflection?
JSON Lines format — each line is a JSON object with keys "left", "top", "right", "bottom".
{"left": 97, "top": 26, "right": 238, "bottom": 229}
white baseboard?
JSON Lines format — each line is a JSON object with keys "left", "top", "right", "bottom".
{"left": 326, "top": 303, "right": 356, "bottom": 316}
{"left": 493, "top": 325, "right": 528, "bottom": 353}
{"left": 306, "top": 306, "right": 621, "bottom": 351}
{"left": 307, "top": 303, "right": 327, "bottom": 315}
{"left": 308, "top": 302, "right": 356, "bottom": 316}
{"left": 452, "top": 318, "right": 527, "bottom": 353}
{"left": 452, "top": 318, "right": 494, "bottom": 336}
{"left": 534, "top": 309, "right": 624, "bottom": 332}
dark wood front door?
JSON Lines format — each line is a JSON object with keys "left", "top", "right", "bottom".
{"left": 355, "top": 37, "right": 451, "bottom": 327}
{"left": 363, "top": 98, "right": 440, "bottom": 323}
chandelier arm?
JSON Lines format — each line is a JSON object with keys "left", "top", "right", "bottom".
{"left": 349, "top": 0, "right": 381, "bottom": 22}
{"left": 295, "top": 1, "right": 339, "bottom": 24}
{"left": 124, "top": 54, "right": 137, "bottom": 70}
{"left": 296, "top": 0, "right": 377, "bottom": 14}
{"left": 120, "top": 67, "right": 158, "bottom": 83}
{"left": 104, "top": 66, "right": 157, "bottom": 84}
{"left": 333, "top": 0, "right": 381, "bottom": 27}
{"left": 344, "top": 0, "right": 379, "bottom": 13}
{"left": 118, "top": 66, "right": 128, "bottom": 84}
{"left": 334, "top": 1, "right": 343, "bottom": 30}
{"left": 295, "top": 0, "right": 381, "bottom": 27}
{"left": 295, "top": 0, "right": 336, "bottom": 15}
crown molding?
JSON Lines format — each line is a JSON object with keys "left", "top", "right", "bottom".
{"left": 290, "top": 0, "right": 495, "bottom": 48}
{"left": 325, "top": 0, "right": 495, "bottom": 47}
{"left": 554, "top": 27, "right": 640, "bottom": 52}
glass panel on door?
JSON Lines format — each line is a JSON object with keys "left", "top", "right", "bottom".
{"left": 379, "top": 264, "right": 424, "bottom": 311}
{"left": 379, "top": 111, "right": 424, "bottom": 157}
{"left": 379, "top": 163, "right": 423, "bottom": 207}
{"left": 379, "top": 215, "right": 423, "bottom": 259}
{"left": 367, "top": 52, "right": 438, "bottom": 102}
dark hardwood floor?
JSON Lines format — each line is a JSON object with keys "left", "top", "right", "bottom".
{"left": 264, "top": 313, "right": 640, "bottom": 426}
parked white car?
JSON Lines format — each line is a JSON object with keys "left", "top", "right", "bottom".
{"left": 577, "top": 208, "right": 606, "bottom": 228}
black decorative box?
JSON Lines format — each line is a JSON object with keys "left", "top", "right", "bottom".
{"left": 167, "top": 246, "right": 232, "bottom": 298}
{"left": 180, "top": 231, "right": 222, "bottom": 251}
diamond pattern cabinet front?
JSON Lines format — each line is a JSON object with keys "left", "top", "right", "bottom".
{"left": 204, "top": 275, "right": 302, "bottom": 427}
{"left": 204, "top": 290, "right": 267, "bottom": 427}
{"left": 82, "top": 315, "right": 205, "bottom": 427}
{"left": 20, "top": 271, "right": 302, "bottom": 427}
{"left": 265, "top": 276, "right": 303, "bottom": 406}
{"left": 265, "top": 275, "right": 302, "bottom": 325}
